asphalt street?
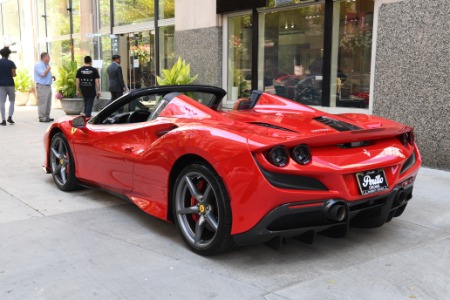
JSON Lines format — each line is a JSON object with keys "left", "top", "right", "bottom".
{"left": 1, "top": 106, "right": 449, "bottom": 300}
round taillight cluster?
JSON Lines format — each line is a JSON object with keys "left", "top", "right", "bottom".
{"left": 267, "top": 146, "right": 289, "bottom": 167}
{"left": 265, "top": 144, "right": 311, "bottom": 167}
{"left": 292, "top": 144, "right": 311, "bottom": 165}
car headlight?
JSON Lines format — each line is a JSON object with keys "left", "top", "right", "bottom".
{"left": 291, "top": 144, "right": 311, "bottom": 165}
{"left": 266, "top": 146, "right": 289, "bottom": 167}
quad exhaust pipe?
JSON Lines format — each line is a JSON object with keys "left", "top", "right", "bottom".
{"left": 325, "top": 200, "right": 348, "bottom": 222}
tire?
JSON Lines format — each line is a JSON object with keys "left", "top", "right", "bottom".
{"left": 49, "top": 133, "right": 80, "bottom": 191}
{"left": 173, "top": 163, "right": 235, "bottom": 255}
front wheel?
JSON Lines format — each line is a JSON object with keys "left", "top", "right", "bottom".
{"left": 49, "top": 133, "right": 80, "bottom": 191}
{"left": 173, "top": 163, "right": 235, "bottom": 255}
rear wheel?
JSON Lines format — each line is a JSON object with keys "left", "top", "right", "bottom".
{"left": 173, "top": 163, "right": 235, "bottom": 255}
{"left": 49, "top": 133, "right": 80, "bottom": 191}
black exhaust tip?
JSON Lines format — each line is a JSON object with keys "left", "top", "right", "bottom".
{"left": 325, "top": 200, "right": 348, "bottom": 222}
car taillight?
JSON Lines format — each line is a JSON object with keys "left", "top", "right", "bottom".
{"left": 407, "top": 131, "right": 415, "bottom": 145}
{"left": 266, "top": 146, "right": 289, "bottom": 167}
{"left": 399, "top": 131, "right": 415, "bottom": 147}
{"left": 291, "top": 144, "right": 311, "bottom": 165}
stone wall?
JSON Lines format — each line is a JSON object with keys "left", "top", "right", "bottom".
{"left": 174, "top": 27, "right": 222, "bottom": 87}
{"left": 373, "top": 0, "right": 450, "bottom": 170}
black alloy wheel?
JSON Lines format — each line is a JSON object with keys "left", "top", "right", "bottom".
{"left": 173, "top": 163, "right": 235, "bottom": 255}
{"left": 50, "top": 133, "right": 79, "bottom": 191}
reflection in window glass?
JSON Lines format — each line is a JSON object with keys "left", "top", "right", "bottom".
{"left": 332, "top": 0, "right": 373, "bottom": 108}
{"left": 227, "top": 14, "right": 253, "bottom": 102}
{"left": 71, "top": 0, "right": 81, "bottom": 33}
{"left": 48, "top": 40, "right": 72, "bottom": 67}
{"left": 46, "top": 0, "right": 71, "bottom": 36}
{"left": 100, "top": 35, "right": 112, "bottom": 91}
{"left": 266, "top": 0, "right": 317, "bottom": 8}
{"left": 260, "top": 5, "right": 325, "bottom": 105}
{"left": 159, "top": 0, "right": 175, "bottom": 19}
{"left": 1, "top": 1, "right": 20, "bottom": 44}
{"left": 74, "top": 38, "right": 95, "bottom": 66}
{"left": 128, "top": 31, "right": 156, "bottom": 89}
{"left": 99, "top": 0, "right": 111, "bottom": 30}
{"left": 114, "top": 0, "right": 155, "bottom": 26}
{"left": 159, "top": 26, "right": 175, "bottom": 72}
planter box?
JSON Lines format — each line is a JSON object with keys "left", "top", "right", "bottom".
{"left": 15, "top": 92, "right": 30, "bottom": 106}
{"left": 60, "top": 97, "right": 84, "bottom": 115}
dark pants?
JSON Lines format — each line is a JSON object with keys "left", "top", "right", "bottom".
{"left": 84, "top": 96, "right": 95, "bottom": 117}
{"left": 109, "top": 91, "right": 123, "bottom": 104}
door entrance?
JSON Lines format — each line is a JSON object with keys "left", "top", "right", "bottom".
{"left": 127, "top": 31, "right": 156, "bottom": 90}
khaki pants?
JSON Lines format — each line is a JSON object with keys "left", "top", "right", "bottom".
{"left": 36, "top": 84, "right": 52, "bottom": 120}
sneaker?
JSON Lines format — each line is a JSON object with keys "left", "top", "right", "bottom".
{"left": 0, "top": 120, "right": 6, "bottom": 126}
{"left": 39, "top": 119, "right": 50, "bottom": 123}
{"left": 46, "top": 118, "right": 55, "bottom": 122}
{"left": 7, "top": 117, "right": 14, "bottom": 124}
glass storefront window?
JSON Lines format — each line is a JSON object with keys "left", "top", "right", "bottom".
{"left": 266, "top": 0, "right": 318, "bottom": 9}
{"left": 99, "top": 0, "right": 111, "bottom": 30}
{"left": 331, "top": 0, "right": 373, "bottom": 109}
{"left": 48, "top": 39, "right": 72, "bottom": 67}
{"left": 128, "top": 31, "right": 156, "bottom": 89}
{"left": 100, "top": 35, "right": 112, "bottom": 91}
{"left": 259, "top": 4, "right": 325, "bottom": 105}
{"left": 46, "top": 0, "right": 71, "bottom": 36}
{"left": 227, "top": 14, "right": 253, "bottom": 101}
{"left": 1, "top": 0, "right": 20, "bottom": 45}
{"left": 159, "top": 26, "right": 175, "bottom": 71}
{"left": 71, "top": 0, "right": 81, "bottom": 34}
{"left": 114, "top": 0, "right": 155, "bottom": 26}
{"left": 159, "top": 0, "right": 175, "bottom": 19}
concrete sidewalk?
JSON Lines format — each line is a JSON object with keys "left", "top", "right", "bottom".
{"left": 0, "top": 106, "right": 449, "bottom": 300}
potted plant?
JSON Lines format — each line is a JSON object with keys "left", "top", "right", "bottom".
{"left": 156, "top": 57, "right": 198, "bottom": 86}
{"left": 14, "top": 68, "right": 33, "bottom": 106}
{"left": 55, "top": 60, "right": 84, "bottom": 115}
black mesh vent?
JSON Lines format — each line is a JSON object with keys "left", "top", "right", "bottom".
{"left": 314, "top": 116, "right": 362, "bottom": 132}
{"left": 249, "top": 122, "right": 297, "bottom": 132}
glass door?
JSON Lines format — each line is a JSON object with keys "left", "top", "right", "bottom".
{"left": 128, "top": 31, "right": 156, "bottom": 90}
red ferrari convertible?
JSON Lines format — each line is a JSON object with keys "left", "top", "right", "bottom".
{"left": 43, "top": 85, "right": 421, "bottom": 255}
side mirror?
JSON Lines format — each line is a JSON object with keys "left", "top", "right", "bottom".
{"left": 71, "top": 115, "right": 87, "bottom": 128}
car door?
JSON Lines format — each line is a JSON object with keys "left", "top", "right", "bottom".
{"left": 71, "top": 94, "right": 155, "bottom": 193}
{"left": 72, "top": 123, "right": 146, "bottom": 193}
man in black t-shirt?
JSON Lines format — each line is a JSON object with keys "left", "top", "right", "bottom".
{"left": 76, "top": 56, "right": 100, "bottom": 117}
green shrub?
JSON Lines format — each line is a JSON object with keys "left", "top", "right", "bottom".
{"left": 14, "top": 68, "right": 33, "bottom": 92}
{"left": 55, "top": 60, "right": 78, "bottom": 98}
{"left": 156, "top": 57, "right": 198, "bottom": 85}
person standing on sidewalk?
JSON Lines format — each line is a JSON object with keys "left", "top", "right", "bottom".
{"left": 0, "top": 46, "right": 17, "bottom": 126}
{"left": 76, "top": 56, "right": 100, "bottom": 118}
{"left": 34, "top": 52, "right": 54, "bottom": 122}
{"left": 106, "top": 54, "right": 127, "bottom": 105}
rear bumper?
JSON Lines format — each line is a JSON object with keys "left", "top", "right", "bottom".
{"left": 233, "top": 184, "right": 414, "bottom": 246}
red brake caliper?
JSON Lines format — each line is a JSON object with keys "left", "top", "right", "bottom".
{"left": 191, "top": 179, "right": 205, "bottom": 223}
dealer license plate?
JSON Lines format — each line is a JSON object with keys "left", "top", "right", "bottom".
{"left": 356, "top": 169, "right": 389, "bottom": 195}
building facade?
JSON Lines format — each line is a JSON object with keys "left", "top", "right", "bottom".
{"left": 0, "top": 0, "right": 448, "bottom": 170}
